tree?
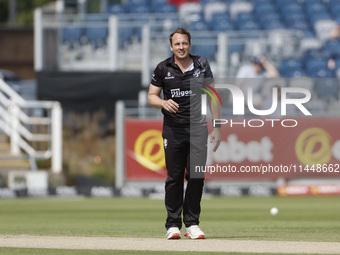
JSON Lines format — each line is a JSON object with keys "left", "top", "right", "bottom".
{"left": 0, "top": 0, "right": 55, "bottom": 26}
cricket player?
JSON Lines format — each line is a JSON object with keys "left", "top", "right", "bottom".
{"left": 147, "top": 27, "right": 221, "bottom": 239}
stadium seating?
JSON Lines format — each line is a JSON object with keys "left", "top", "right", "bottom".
{"left": 85, "top": 26, "right": 108, "bottom": 47}
{"left": 300, "top": 37, "right": 323, "bottom": 55}
{"left": 128, "top": 5, "right": 151, "bottom": 13}
{"left": 306, "top": 3, "right": 327, "bottom": 16}
{"left": 330, "top": 5, "right": 340, "bottom": 18}
{"left": 263, "top": 20, "right": 285, "bottom": 30}
{"left": 310, "top": 68, "right": 335, "bottom": 78}
{"left": 328, "top": 0, "right": 340, "bottom": 6}
{"left": 324, "top": 39, "right": 340, "bottom": 56}
{"left": 84, "top": 15, "right": 108, "bottom": 23}
{"left": 314, "top": 19, "right": 337, "bottom": 41}
{"left": 314, "top": 78, "right": 339, "bottom": 102}
{"left": 103, "top": 0, "right": 338, "bottom": 110}
{"left": 258, "top": 13, "right": 281, "bottom": 25}
{"left": 60, "top": 0, "right": 340, "bottom": 84}
{"left": 62, "top": 25, "right": 83, "bottom": 43}
{"left": 284, "top": 13, "right": 307, "bottom": 26}
{"left": 106, "top": 4, "right": 126, "bottom": 14}
{"left": 132, "top": 15, "right": 152, "bottom": 41}
{"left": 251, "top": 0, "right": 271, "bottom": 5}
{"left": 336, "top": 58, "right": 340, "bottom": 69}
{"left": 304, "top": 0, "right": 324, "bottom": 7}
{"left": 152, "top": 4, "right": 177, "bottom": 13}
{"left": 310, "top": 13, "right": 332, "bottom": 27}
{"left": 229, "top": 1, "right": 253, "bottom": 20}
{"left": 118, "top": 26, "right": 135, "bottom": 43}
{"left": 279, "top": 58, "right": 303, "bottom": 76}
{"left": 189, "top": 20, "right": 209, "bottom": 31}
{"left": 204, "top": 2, "right": 228, "bottom": 23}
{"left": 306, "top": 58, "right": 329, "bottom": 74}
{"left": 178, "top": 2, "right": 202, "bottom": 24}
{"left": 289, "top": 20, "right": 310, "bottom": 31}
{"left": 303, "top": 49, "right": 328, "bottom": 63}
{"left": 151, "top": 0, "right": 169, "bottom": 7}
{"left": 284, "top": 70, "right": 307, "bottom": 78}
{"left": 191, "top": 43, "right": 217, "bottom": 60}
{"left": 236, "top": 12, "right": 255, "bottom": 23}
{"left": 276, "top": 0, "right": 300, "bottom": 8}
{"left": 254, "top": 4, "right": 277, "bottom": 20}
{"left": 237, "top": 20, "right": 260, "bottom": 30}
{"left": 210, "top": 19, "right": 235, "bottom": 31}
{"left": 82, "top": 15, "right": 109, "bottom": 47}
{"left": 210, "top": 12, "right": 230, "bottom": 24}
{"left": 128, "top": 0, "right": 149, "bottom": 6}
{"left": 280, "top": 3, "right": 304, "bottom": 15}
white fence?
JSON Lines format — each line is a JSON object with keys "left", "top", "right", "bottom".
{"left": 0, "top": 78, "right": 62, "bottom": 173}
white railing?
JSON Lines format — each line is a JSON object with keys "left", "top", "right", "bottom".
{"left": 34, "top": 8, "right": 120, "bottom": 72}
{"left": 34, "top": 9, "right": 304, "bottom": 86}
{"left": 0, "top": 78, "right": 62, "bottom": 173}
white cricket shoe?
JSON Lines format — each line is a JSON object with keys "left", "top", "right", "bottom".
{"left": 166, "top": 227, "right": 181, "bottom": 239}
{"left": 184, "top": 225, "right": 205, "bottom": 239}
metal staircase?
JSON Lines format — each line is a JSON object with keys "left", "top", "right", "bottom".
{"left": 0, "top": 78, "right": 62, "bottom": 187}
{"left": 0, "top": 132, "right": 34, "bottom": 171}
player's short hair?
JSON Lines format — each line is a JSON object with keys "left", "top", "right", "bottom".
{"left": 169, "top": 28, "right": 191, "bottom": 45}
{"left": 251, "top": 57, "right": 264, "bottom": 68}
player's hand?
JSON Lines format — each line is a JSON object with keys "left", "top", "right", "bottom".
{"left": 259, "top": 56, "right": 267, "bottom": 65}
{"left": 162, "top": 99, "right": 179, "bottom": 113}
{"left": 210, "top": 128, "right": 221, "bottom": 152}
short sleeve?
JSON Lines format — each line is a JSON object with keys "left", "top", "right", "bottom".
{"left": 150, "top": 65, "right": 163, "bottom": 87}
{"left": 204, "top": 59, "right": 214, "bottom": 83}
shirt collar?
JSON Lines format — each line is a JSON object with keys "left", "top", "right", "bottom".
{"left": 167, "top": 54, "right": 201, "bottom": 68}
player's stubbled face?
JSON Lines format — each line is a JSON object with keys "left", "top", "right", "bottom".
{"left": 170, "top": 33, "right": 191, "bottom": 60}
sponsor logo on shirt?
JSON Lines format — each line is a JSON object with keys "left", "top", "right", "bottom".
{"left": 151, "top": 72, "right": 156, "bottom": 82}
{"left": 165, "top": 72, "right": 175, "bottom": 80}
{"left": 193, "top": 69, "right": 201, "bottom": 77}
{"left": 171, "top": 88, "right": 193, "bottom": 98}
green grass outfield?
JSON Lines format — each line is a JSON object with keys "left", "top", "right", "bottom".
{"left": 0, "top": 196, "right": 339, "bottom": 254}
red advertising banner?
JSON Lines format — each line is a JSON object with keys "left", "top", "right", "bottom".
{"left": 125, "top": 119, "right": 167, "bottom": 181}
{"left": 205, "top": 117, "right": 340, "bottom": 180}
{"left": 125, "top": 118, "right": 340, "bottom": 182}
